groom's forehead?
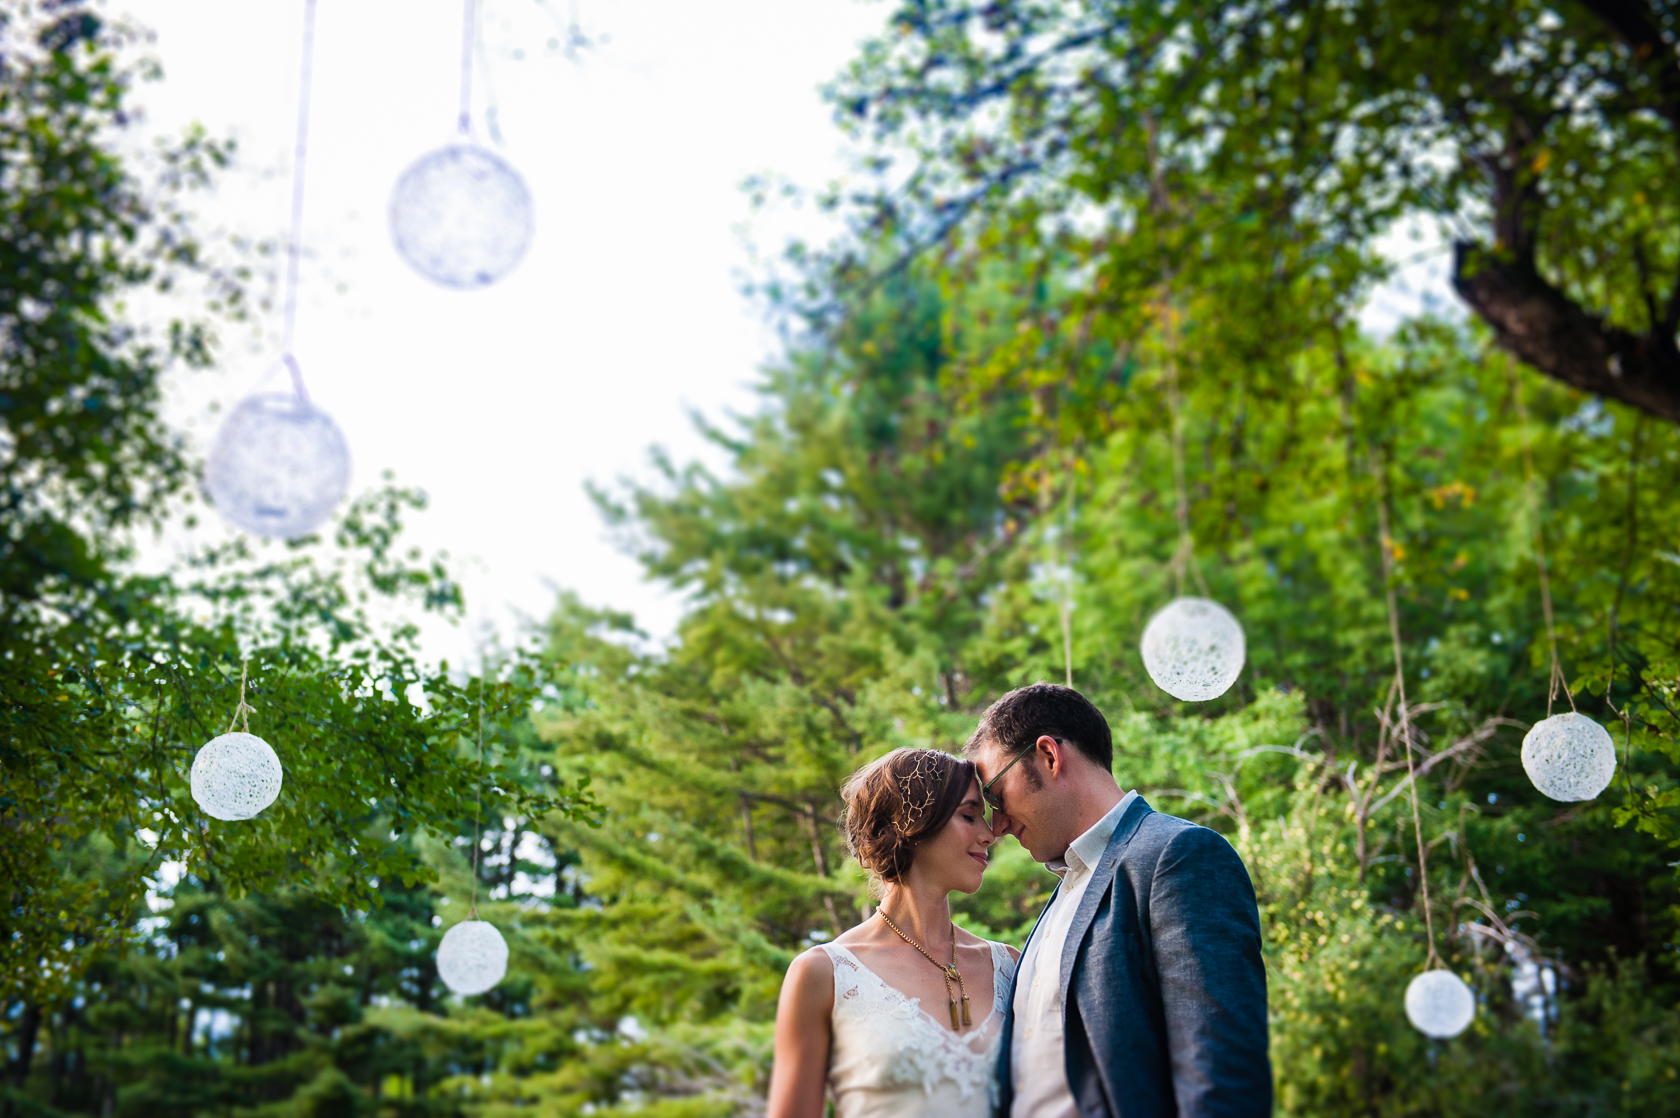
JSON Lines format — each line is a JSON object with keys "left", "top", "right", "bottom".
{"left": 970, "top": 733, "right": 1008, "bottom": 766}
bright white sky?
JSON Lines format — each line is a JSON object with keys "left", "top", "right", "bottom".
{"left": 117, "top": 0, "right": 889, "bottom": 663}
{"left": 115, "top": 0, "right": 1454, "bottom": 666}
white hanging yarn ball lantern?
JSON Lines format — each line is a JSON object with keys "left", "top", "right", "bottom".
{"left": 190, "top": 732, "right": 284, "bottom": 821}
{"left": 205, "top": 393, "right": 351, "bottom": 539}
{"left": 437, "top": 919, "right": 509, "bottom": 995}
{"left": 1404, "top": 969, "right": 1475, "bottom": 1039}
{"left": 390, "top": 145, "right": 533, "bottom": 289}
{"left": 1521, "top": 711, "right": 1616, "bottom": 802}
{"left": 1140, "top": 596, "right": 1246, "bottom": 701}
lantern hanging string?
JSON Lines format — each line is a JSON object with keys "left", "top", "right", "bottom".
{"left": 1508, "top": 358, "right": 1574, "bottom": 716}
{"left": 470, "top": 667, "right": 485, "bottom": 920}
{"left": 457, "top": 0, "right": 476, "bottom": 136}
{"left": 1162, "top": 294, "right": 1210, "bottom": 600}
{"left": 277, "top": 0, "right": 319, "bottom": 403}
{"left": 226, "top": 658, "right": 256, "bottom": 735}
{"left": 1058, "top": 448, "right": 1077, "bottom": 688}
{"left": 1604, "top": 411, "right": 1646, "bottom": 794}
{"left": 1372, "top": 444, "right": 1440, "bottom": 971}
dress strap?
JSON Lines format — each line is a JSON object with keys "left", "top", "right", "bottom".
{"left": 819, "top": 943, "right": 859, "bottom": 967}
{"left": 818, "top": 943, "right": 868, "bottom": 1008}
{"left": 987, "top": 940, "right": 1017, "bottom": 1006}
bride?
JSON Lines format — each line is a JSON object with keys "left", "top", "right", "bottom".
{"left": 767, "top": 748, "right": 1018, "bottom": 1117}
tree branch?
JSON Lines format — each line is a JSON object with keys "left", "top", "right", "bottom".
{"left": 1453, "top": 242, "right": 1680, "bottom": 422}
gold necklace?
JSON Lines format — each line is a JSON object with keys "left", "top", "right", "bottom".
{"left": 879, "top": 910, "right": 971, "bottom": 1029}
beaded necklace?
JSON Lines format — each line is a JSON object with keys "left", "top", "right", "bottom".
{"left": 879, "top": 911, "right": 971, "bottom": 1029}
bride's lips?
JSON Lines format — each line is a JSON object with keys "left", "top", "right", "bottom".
{"left": 970, "top": 852, "right": 989, "bottom": 868}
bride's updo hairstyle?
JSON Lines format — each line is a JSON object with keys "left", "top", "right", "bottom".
{"left": 841, "top": 747, "right": 977, "bottom": 889}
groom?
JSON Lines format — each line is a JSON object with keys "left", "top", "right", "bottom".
{"left": 969, "top": 683, "right": 1271, "bottom": 1118}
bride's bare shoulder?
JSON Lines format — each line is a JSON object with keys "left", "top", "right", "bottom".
{"left": 779, "top": 946, "right": 836, "bottom": 1010}
{"left": 952, "top": 925, "right": 1000, "bottom": 950}
{"left": 829, "top": 917, "right": 885, "bottom": 949}
{"left": 954, "top": 926, "right": 1021, "bottom": 962}
{"left": 787, "top": 944, "right": 836, "bottom": 974}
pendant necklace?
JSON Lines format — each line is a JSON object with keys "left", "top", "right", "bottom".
{"left": 880, "top": 911, "right": 971, "bottom": 1029}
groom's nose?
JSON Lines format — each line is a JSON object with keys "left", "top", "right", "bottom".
{"left": 990, "top": 810, "right": 1018, "bottom": 840}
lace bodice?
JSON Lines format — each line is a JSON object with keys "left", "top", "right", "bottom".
{"left": 818, "top": 941, "right": 1017, "bottom": 1118}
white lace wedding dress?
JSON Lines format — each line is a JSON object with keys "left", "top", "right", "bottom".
{"left": 816, "top": 941, "right": 1017, "bottom": 1118}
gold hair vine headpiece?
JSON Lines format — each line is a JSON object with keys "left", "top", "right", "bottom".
{"left": 895, "top": 750, "right": 942, "bottom": 834}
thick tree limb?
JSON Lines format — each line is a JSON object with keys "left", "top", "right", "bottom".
{"left": 1452, "top": 243, "right": 1680, "bottom": 422}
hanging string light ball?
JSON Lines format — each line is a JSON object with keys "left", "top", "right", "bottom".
{"left": 1404, "top": 969, "right": 1475, "bottom": 1039}
{"left": 205, "top": 392, "right": 351, "bottom": 538}
{"left": 1521, "top": 712, "right": 1617, "bottom": 802}
{"left": 1140, "top": 596, "right": 1246, "bottom": 701}
{"left": 437, "top": 918, "right": 509, "bottom": 995}
{"left": 191, "top": 732, "right": 283, "bottom": 821}
{"left": 390, "top": 145, "right": 533, "bottom": 289}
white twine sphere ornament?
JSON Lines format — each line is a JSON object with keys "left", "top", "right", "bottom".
{"left": 437, "top": 919, "right": 508, "bottom": 995}
{"left": 190, "top": 732, "right": 283, "bottom": 821}
{"left": 390, "top": 145, "right": 533, "bottom": 289}
{"left": 1521, "top": 711, "right": 1617, "bottom": 801}
{"left": 205, "top": 390, "right": 351, "bottom": 539}
{"left": 1140, "top": 596, "right": 1246, "bottom": 701}
{"left": 1404, "top": 969, "right": 1476, "bottom": 1039}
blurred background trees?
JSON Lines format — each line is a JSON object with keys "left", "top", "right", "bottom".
{"left": 6, "top": 0, "right": 1680, "bottom": 1115}
{"left": 0, "top": 6, "right": 591, "bottom": 1112}
{"left": 827, "top": 0, "right": 1680, "bottom": 420}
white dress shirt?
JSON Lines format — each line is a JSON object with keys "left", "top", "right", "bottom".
{"left": 1009, "top": 790, "right": 1137, "bottom": 1118}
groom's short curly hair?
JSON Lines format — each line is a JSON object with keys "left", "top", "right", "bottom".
{"left": 964, "top": 683, "right": 1113, "bottom": 772}
{"left": 841, "top": 747, "right": 976, "bottom": 892}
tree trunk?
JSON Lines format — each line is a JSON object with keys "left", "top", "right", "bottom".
{"left": 5, "top": 1001, "right": 41, "bottom": 1117}
{"left": 738, "top": 793, "right": 757, "bottom": 861}
{"left": 802, "top": 804, "right": 844, "bottom": 936}
{"left": 1450, "top": 0, "right": 1680, "bottom": 424}
{"left": 1453, "top": 243, "right": 1680, "bottom": 423}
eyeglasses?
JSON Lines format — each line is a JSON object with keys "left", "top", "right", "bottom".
{"left": 980, "top": 740, "right": 1046, "bottom": 823}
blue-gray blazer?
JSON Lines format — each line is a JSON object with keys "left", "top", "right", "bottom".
{"left": 994, "top": 797, "right": 1272, "bottom": 1118}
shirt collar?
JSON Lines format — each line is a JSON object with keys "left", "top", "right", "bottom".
{"left": 1045, "top": 789, "right": 1137, "bottom": 879}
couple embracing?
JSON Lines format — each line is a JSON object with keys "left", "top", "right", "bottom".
{"left": 768, "top": 684, "right": 1271, "bottom": 1118}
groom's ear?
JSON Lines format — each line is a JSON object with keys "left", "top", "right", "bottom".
{"left": 1036, "top": 734, "right": 1064, "bottom": 776}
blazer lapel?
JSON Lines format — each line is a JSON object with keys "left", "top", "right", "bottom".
{"left": 1057, "top": 795, "right": 1154, "bottom": 994}
{"left": 1017, "top": 876, "right": 1062, "bottom": 966}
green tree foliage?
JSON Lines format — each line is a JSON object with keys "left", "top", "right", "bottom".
{"left": 16, "top": 269, "right": 1680, "bottom": 1112}
{"left": 496, "top": 274, "right": 1040, "bottom": 1111}
{"left": 9, "top": 2, "right": 1680, "bottom": 1116}
{"left": 14, "top": 269, "right": 1680, "bottom": 1118}
{"left": 826, "top": 0, "right": 1680, "bottom": 421}
{"left": 35, "top": 877, "right": 449, "bottom": 1117}
{"left": 0, "top": 5, "right": 593, "bottom": 1104}
{"left": 0, "top": 1, "right": 230, "bottom": 606}
{"left": 466, "top": 277, "right": 1676, "bottom": 1113}
{"left": 816, "top": 0, "right": 1680, "bottom": 876}
{"left": 1, "top": 0, "right": 230, "bottom": 1015}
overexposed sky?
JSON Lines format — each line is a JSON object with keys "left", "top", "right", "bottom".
{"left": 115, "top": 0, "right": 1454, "bottom": 665}
{"left": 118, "top": 0, "right": 888, "bottom": 662}
{"left": 1360, "top": 217, "right": 1460, "bottom": 338}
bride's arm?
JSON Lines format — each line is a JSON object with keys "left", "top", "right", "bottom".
{"left": 766, "top": 948, "right": 833, "bottom": 1118}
